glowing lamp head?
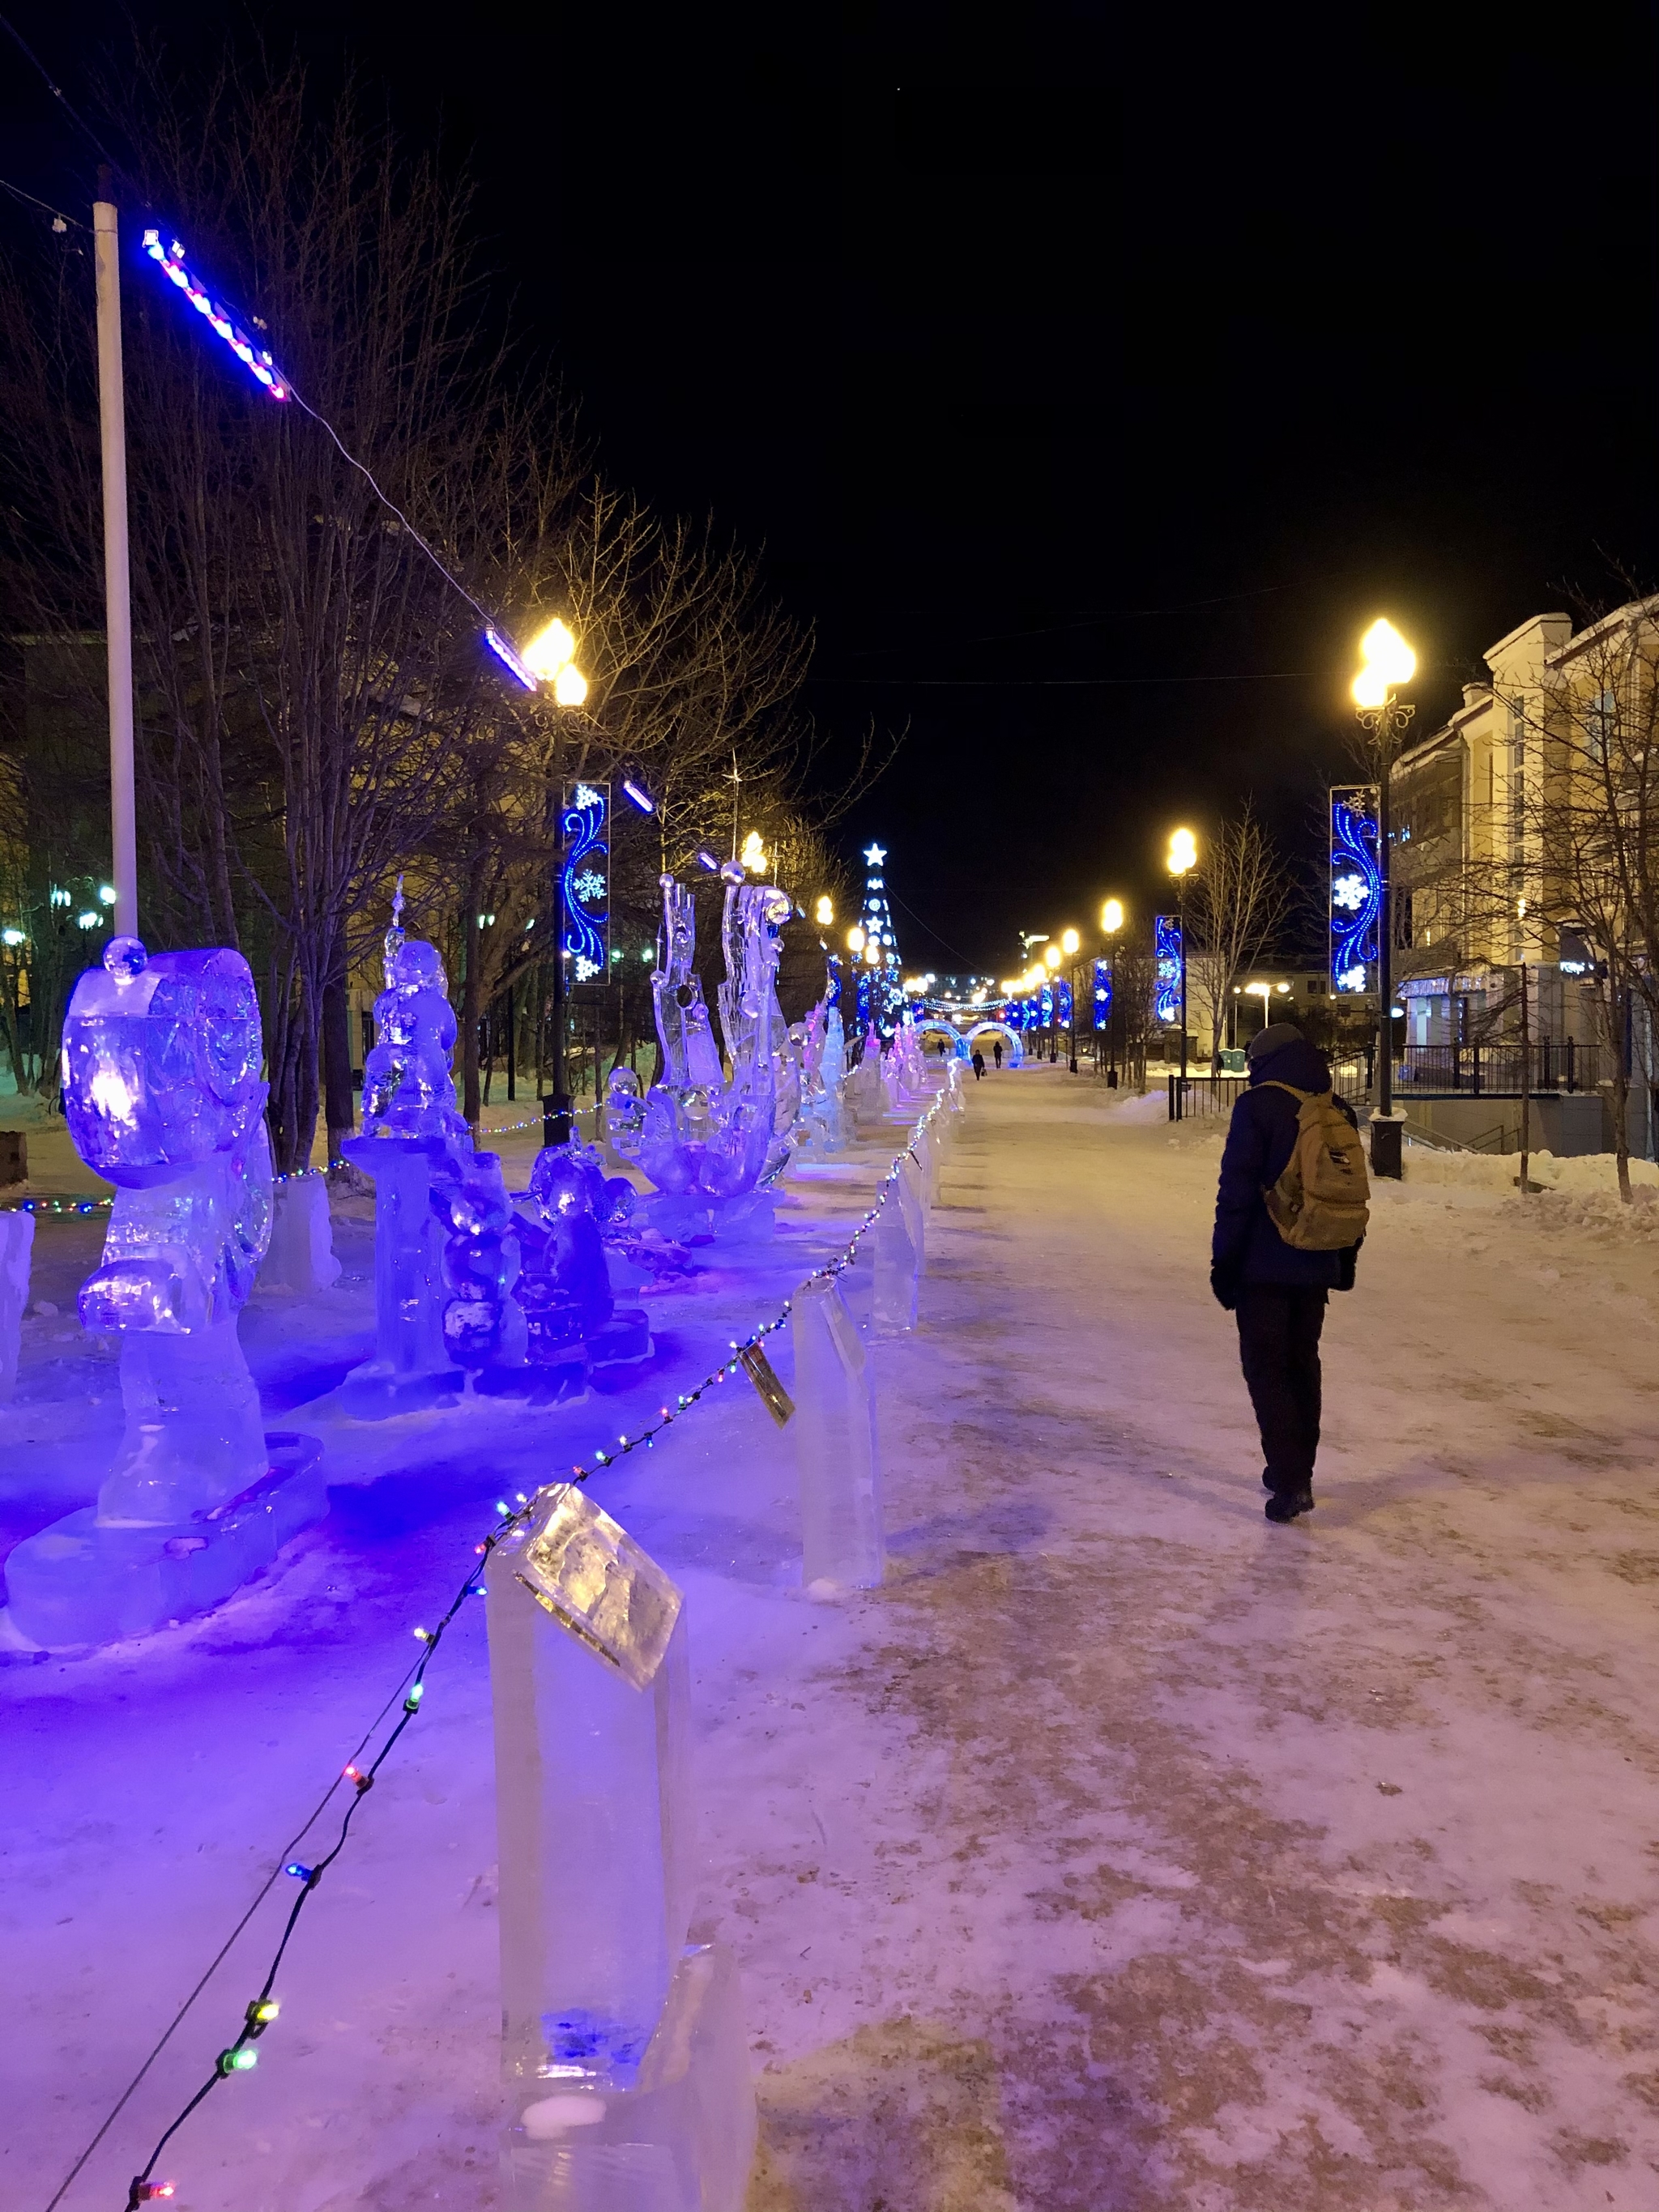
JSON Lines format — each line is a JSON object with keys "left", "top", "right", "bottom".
{"left": 1352, "top": 617, "right": 1415, "bottom": 707}
{"left": 522, "top": 617, "right": 577, "bottom": 681}
{"left": 1044, "top": 944, "right": 1063, "bottom": 970}
{"left": 847, "top": 926, "right": 866, "bottom": 953}
{"left": 864, "top": 941, "right": 881, "bottom": 966}
{"left": 740, "top": 831, "right": 768, "bottom": 876}
{"left": 815, "top": 894, "right": 834, "bottom": 927}
{"left": 1166, "top": 828, "right": 1197, "bottom": 877}
{"left": 1102, "top": 897, "right": 1124, "bottom": 935}
{"left": 552, "top": 664, "right": 588, "bottom": 707}
{"left": 1060, "top": 927, "right": 1080, "bottom": 956}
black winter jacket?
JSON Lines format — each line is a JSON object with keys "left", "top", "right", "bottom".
{"left": 1211, "top": 1036, "right": 1362, "bottom": 1294}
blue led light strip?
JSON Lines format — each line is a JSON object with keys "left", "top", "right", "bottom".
{"left": 140, "top": 232, "right": 291, "bottom": 400}
{"left": 1329, "top": 786, "right": 1382, "bottom": 995}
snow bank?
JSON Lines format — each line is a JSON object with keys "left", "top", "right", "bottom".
{"left": 1403, "top": 1143, "right": 1659, "bottom": 1197}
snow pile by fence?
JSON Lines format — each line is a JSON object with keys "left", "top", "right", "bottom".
{"left": 1403, "top": 1144, "right": 1659, "bottom": 1195}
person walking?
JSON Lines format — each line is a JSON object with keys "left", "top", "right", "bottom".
{"left": 970, "top": 1048, "right": 986, "bottom": 1081}
{"left": 1210, "top": 1020, "right": 1367, "bottom": 1523}
{"left": 992, "top": 1037, "right": 1004, "bottom": 1070}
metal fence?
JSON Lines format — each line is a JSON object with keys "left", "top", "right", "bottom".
{"left": 1166, "top": 1074, "right": 1247, "bottom": 1122}
{"left": 1394, "top": 1041, "right": 1608, "bottom": 1096}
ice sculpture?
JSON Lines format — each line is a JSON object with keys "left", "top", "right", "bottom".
{"left": 846, "top": 1024, "right": 889, "bottom": 1134}
{"left": 791, "top": 1001, "right": 846, "bottom": 1155}
{"left": 652, "top": 875, "right": 725, "bottom": 1092}
{"left": 0, "top": 1209, "right": 32, "bottom": 1400}
{"left": 793, "top": 1277, "right": 884, "bottom": 1592}
{"left": 4, "top": 937, "right": 324, "bottom": 1647}
{"left": 340, "top": 893, "right": 525, "bottom": 1410}
{"left": 500, "top": 1141, "right": 650, "bottom": 1396}
{"left": 487, "top": 1487, "right": 755, "bottom": 2209}
{"left": 627, "top": 865, "right": 793, "bottom": 1241}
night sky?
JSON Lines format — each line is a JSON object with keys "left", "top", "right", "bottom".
{"left": 4, "top": 2, "right": 1657, "bottom": 975}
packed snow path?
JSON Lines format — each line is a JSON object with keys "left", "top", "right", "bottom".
{"left": 5, "top": 1069, "right": 1659, "bottom": 2210}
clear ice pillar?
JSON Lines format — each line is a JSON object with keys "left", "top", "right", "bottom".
{"left": 872, "top": 1173, "right": 920, "bottom": 1333}
{"left": 487, "top": 1488, "right": 755, "bottom": 2210}
{"left": 337, "top": 1136, "right": 462, "bottom": 1413}
{"left": 0, "top": 1209, "right": 32, "bottom": 1400}
{"left": 792, "top": 1277, "right": 885, "bottom": 1592}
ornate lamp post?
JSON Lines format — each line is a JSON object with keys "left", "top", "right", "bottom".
{"left": 1060, "top": 927, "right": 1081, "bottom": 1071}
{"left": 1166, "top": 828, "right": 1197, "bottom": 1085}
{"left": 1352, "top": 620, "right": 1415, "bottom": 1179}
{"left": 1100, "top": 898, "right": 1124, "bottom": 1083}
{"left": 520, "top": 620, "right": 590, "bottom": 1147}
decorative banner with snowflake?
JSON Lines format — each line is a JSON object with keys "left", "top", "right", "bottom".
{"left": 561, "top": 781, "right": 610, "bottom": 983}
{"left": 1154, "top": 914, "right": 1182, "bottom": 1025}
{"left": 1092, "top": 957, "right": 1112, "bottom": 1029}
{"left": 1329, "top": 785, "right": 1381, "bottom": 995}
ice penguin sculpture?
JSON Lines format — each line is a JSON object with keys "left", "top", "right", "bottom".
{"left": 2, "top": 936, "right": 326, "bottom": 1647}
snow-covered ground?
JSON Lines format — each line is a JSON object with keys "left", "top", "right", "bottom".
{"left": 5, "top": 1068, "right": 1659, "bottom": 2210}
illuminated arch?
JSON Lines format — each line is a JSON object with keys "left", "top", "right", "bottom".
{"left": 911, "top": 1018, "right": 970, "bottom": 1059}
{"left": 964, "top": 1021, "right": 1026, "bottom": 1069}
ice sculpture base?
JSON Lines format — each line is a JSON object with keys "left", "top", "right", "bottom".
{"left": 2, "top": 1432, "right": 325, "bottom": 1649}
{"left": 500, "top": 1942, "right": 756, "bottom": 2212}
{"left": 474, "top": 1347, "right": 590, "bottom": 1405}
{"left": 591, "top": 1310, "right": 653, "bottom": 1368}
{"left": 793, "top": 1279, "right": 884, "bottom": 1591}
{"left": 645, "top": 1192, "right": 776, "bottom": 1249}
{"left": 336, "top": 1363, "right": 466, "bottom": 1418}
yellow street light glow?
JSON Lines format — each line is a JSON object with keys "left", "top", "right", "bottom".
{"left": 1352, "top": 617, "right": 1415, "bottom": 708}
{"left": 740, "top": 830, "right": 768, "bottom": 875}
{"left": 1101, "top": 897, "right": 1124, "bottom": 935}
{"left": 815, "top": 894, "right": 834, "bottom": 927}
{"left": 1060, "top": 927, "right": 1080, "bottom": 955}
{"left": 1044, "top": 943, "right": 1063, "bottom": 970}
{"left": 864, "top": 941, "right": 881, "bottom": 965}
{"left": 552, "top": 664, "right": 588, "bottom": 707}
{"left": 1167, "top": 827, "right": 1197, "bottom": 876}
{"left": 522, "top": 617, "right": 578, "bottom": 680}
{"left": 847, "top": 925, "right": 866, "bottom": 953}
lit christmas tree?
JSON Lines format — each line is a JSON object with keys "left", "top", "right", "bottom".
{"left": 854, "top": 842, "right": 904, "bottom": 1042}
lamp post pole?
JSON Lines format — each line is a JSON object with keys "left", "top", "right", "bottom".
{"left": 93, "top": 170, "right": 138, "bottom": 938}
{"left": 1356, "top": 685, "right": 1414, "bottom": 1178}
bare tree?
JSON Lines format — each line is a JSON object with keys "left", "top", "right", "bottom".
{"left": 1187, "top": 802, "right": 1294, "bottom": 1064}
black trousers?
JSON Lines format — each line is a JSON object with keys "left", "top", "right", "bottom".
{"left": 1235, "top": 1284, "right": 1327, "bottom": 1496}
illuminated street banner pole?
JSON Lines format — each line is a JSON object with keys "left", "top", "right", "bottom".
{"left": 548, "top": 781, "right": 610, "bottom": 1145}
{"left": 1329, "top": 786, "right": 1382, "bottom": 996}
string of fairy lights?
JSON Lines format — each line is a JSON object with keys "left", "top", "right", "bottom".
{"left": 44, "top": 1090, "right": 951, "bottom": 2212}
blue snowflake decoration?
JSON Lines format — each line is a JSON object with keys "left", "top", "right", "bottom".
{"left": 1092, "top": 958, "right": 1112, "bottom": 1026}
{"left": 561, "top": 781, "right": 609, "bottom": 983}
{"left": 1154, "top": 914, "right": 1182, "bottom": 1025}
{"left": 1055, "top": 978, "right": 1073, "bottom": 1026}
{"left": 1329, "top": 786, "right": 1380, "bottom": 995}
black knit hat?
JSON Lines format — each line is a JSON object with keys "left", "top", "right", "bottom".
{"left": 1246, "top": 1019, "right": 1304, "bottom": 1063}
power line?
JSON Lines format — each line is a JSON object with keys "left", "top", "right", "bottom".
{"left": 0, "top": 11, "right": 123, "bottom": 169}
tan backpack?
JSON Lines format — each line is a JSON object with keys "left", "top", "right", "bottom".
{"left": 1259, "top": 1082, "right": 1370, "bottom": 1251}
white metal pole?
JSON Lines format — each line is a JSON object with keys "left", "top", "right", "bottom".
{"left": 93, "top": 170, "right": 138, "bottom": 939}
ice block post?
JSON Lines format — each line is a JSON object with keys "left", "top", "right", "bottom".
{"left": 487, "top": 1487, "right": 756, "bottom": 2210}
{"left": 872, "top": 1175, "right": 920, "bottom": 1332}
{"left": 793, "top": 1277, "right": 885, "bottom": 1591}
{"left": 0, "top": 1208, "right": 32, "bottom": 1400}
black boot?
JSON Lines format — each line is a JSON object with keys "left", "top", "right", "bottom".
{"left": 1265, "top": 1489, "right": 1314, "bottom": 1523}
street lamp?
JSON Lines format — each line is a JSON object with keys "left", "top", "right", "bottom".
{"left": 1060, "top": 927, "right": 1081, "bottom": 1071}
{"left": 515, "top": 616, "right": 590, "bottom": 1149}
{"left": 1166, "top": 828, "right": 1197, "bottom": 1086}
{"left": 1100, "top": 898, "right": 1124, "bottom": 1084}
{"left": 1352, "top": 619, "right": 1416, "bottom": 1178}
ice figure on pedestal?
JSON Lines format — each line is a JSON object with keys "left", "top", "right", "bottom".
{"left": 499, "top": 1141, "right": 650, "bottom": 1398}
{"left": 846, "top": 1021, "right": 889, "bottom": 1133}
{"left": 488, "top": 1488, "right": 755, "bottom": 2210}
{"left": 3, "top": 937, "right": 324, "bottom": 1647}
{"left": 341, "top": 884, "right": 522, "bottom": 1411}
{"left": 791, "top": 995, "right": 846, "bottom": 1156}
{"left": 621, "top": 866, "right": 793, "bottom": 1242}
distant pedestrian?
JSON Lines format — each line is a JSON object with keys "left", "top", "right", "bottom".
{"left": 992, "top": 1038, "right": 1004, "bottom": 1069}
{"left": 971, "top": 1048, "right": 986, "bottom": 1081}
{"left": 1210, "top": 1021, "right": 1368, "bottom": 1523}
